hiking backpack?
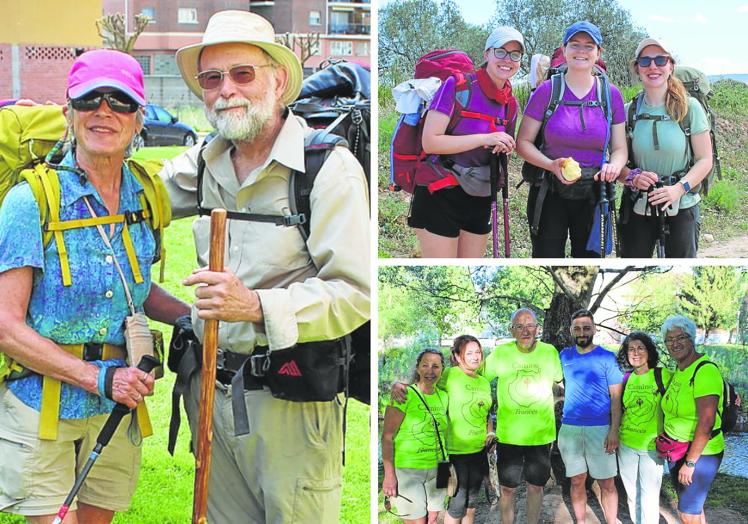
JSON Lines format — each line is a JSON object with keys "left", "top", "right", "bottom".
{"left": 520, "top": 68, "right": 612, "bottom": 234}
{"left": 195, "top": 129, "right": 370, "bottom": 406}
{"left": 690, "top": 360, "right": 740, "bottom": 435}
{"left": 289, "top": 61, "right": 370, "bottom": 182}
{"left": 0, "top": 104, "right": 171, "bottom": 381}
{"left": 626, "top": 65, "right": 722, "bottom": 195}
{"left": 547, "top": 46, "right": 608, "bottom": 79}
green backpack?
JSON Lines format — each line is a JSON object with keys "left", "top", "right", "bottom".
{"left": 0, "top": 104, "right": 172, "bottom": 381}
{"left": 626, "top": 65, "right": 722, "bottom": 195}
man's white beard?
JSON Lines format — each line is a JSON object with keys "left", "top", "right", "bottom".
{"left": 205, "top": 91, "right": 277, "bottom": 142}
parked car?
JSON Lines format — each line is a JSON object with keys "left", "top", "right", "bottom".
{"left": 134, "top": 104, "right": 197, "bottom": 148}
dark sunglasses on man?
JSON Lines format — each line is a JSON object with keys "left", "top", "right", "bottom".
{"left": 637, "top": 55, "right": 670, "bottom": 67}
{"left": 70, "top": 90, "right": 140, "bottom": 114}
{"left": 195, "top": 64, "right": 274, "bottom": 90}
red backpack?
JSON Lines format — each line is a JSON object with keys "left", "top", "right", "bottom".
{"left": 389, "top": 50, "right": 477, "bottom": 193}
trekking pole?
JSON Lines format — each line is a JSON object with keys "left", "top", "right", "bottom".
{"left": 192, "top": 208, "right": 227, "bottom": 524}
{"left": 490, "top": 154, "right": 499, "bottom": 258}
{"left": 599, "top": 181, "right": 608, "bottom": 258}
{"left": 652, "top": 182, "right": 667, "bottom": 258}
{"left": 52, "top": 355, "right": 160, "bottom": 524}
{"left": 499, "top": 153, "right": 510, "bottom": 257}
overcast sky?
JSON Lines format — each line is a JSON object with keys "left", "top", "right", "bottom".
{"left": 380, "top": 0, "right": 748, "bottom": 75}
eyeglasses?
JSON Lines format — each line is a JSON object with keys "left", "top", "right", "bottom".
{"left": 384, "top": 494, "right": 414, "bottom": 518}
{"left": 571, "top": 326, "right": 594, "bottom": 333}
{"left": 627, "top": 346, "right": 648, "bottom": 354}
{"left": 567, "top": 42, "right": 597, "bottom": 53}
{"left": 195, "top": 64, "right": 274, "bottom": 90}
{"left": 492, "top": 48, "right": 522, "bottom": 62}
{"left": 664, "top": 334, "right": 690, "bottom": 345}
{"left": 511, "top": 323, "right": 538, "bottom": 331}
{"left": 637, "top": 55, "right": 670, "bottom": 68}
{"left": 70, "top": 91, "right": 140, "bottom": 114}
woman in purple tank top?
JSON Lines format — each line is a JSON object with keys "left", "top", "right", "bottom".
{"left": 408, "top": 27, "right": 523, "bottom": 258}
{"left": 517, "top": 21, "right": 628, "bottom": 258}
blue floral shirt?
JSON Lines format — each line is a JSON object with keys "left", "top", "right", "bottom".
{"left": 0, "top": 151, "right": 155, "bottom": 418}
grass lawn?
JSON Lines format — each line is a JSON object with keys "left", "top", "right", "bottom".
{"left": 0, "top": 146, "right": 371, "bottom": 523}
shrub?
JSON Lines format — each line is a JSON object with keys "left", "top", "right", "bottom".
{"left": 704, "top": 179, "right": 741, "bottom": 212}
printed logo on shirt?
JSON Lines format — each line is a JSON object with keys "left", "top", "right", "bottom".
{"left": 278, "top": 361, "right": 302, "bottom": 377}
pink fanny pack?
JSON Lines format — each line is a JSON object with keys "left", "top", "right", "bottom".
{"left": 655, "top": 433, "right": 690, "bottom": 462}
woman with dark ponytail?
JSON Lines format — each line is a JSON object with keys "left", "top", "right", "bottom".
{"left": 618, "top": 38, "right": 713, "bottom": 257}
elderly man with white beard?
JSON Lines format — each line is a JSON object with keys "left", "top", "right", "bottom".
{"left": 159, "top": 10, "right": 370, "bottom": 524}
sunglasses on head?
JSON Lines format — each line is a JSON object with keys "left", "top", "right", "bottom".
{"left": 70, "top": 91, "right": 140, "bottom": 114}
{"left": 195, "top": 64, "right": 273, "bottom": 90}
{"left": 637, "top": 55, "right": 670, "bottom": 67}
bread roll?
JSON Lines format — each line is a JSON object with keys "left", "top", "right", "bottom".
{"left": 560, "top": 157, "right": 581, "bottom": 181}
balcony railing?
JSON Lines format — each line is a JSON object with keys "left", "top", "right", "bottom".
{"left": 329, "top": 23, "right": 370, "bottom": 35}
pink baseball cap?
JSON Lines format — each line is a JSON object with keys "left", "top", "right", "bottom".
{"left": 67, "top": 49, "right": 146, "bottom": 106}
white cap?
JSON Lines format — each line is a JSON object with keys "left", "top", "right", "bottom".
{"left": 485, "top": 26, "right": 525, "bottom": 53}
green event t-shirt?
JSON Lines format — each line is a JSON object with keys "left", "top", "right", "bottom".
{"left": 627, "top": 97, "right": 709, "bottom": 212}
{"left": 661, "top": 356, "right": 725, "bottom": 455}
{"left": 440, "top": 367, "right": 493, "bottom": 455}
{"left": 620, "top": 367, "right": 673, "bottom": 451}
{"left": 391, "top": 386, "right": 449, "bottom": 469}
{"left": 481, "top": 340, "right": 563, "bottom": 445}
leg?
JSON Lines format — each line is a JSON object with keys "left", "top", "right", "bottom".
{"left": 619, "top": 211, "right": 657, "bottom": 258}
{"left": 525, "top": 483, "right": 544, "bottom": 524}
{"left": 456, "top": 230, "right": 489, "bottom": 258}
{"left": 616, "top": 444, "right": 640, "bottom": 523}
{"left": 569, "top": 473, "right": 589, "bottom": 523}
{"left": 499, "top": 486, "right": 517, "bottom": 524}
{"left": 462, "top": 507, "right": 477, "bottom": 524}
{"left": 638, "top": 449, "right": 664, "bottom": 524}
{"left": 527, "top": 187, "right": 569, "bottom": 258}
{"left": 414, "top": 228, "right": 459, "bottom": 257}
{"left": 596, "top": 477, "right": 618, "bottom": 524}
{"left": 26, "top": 515, "right": 78, "bottom": 524}
{"left": 678, "top": 511, "right": 704, "bottom": 524}
{"left": 73, "top": 504, "right": 114, "bottom": 524}
{"left": 567, "top": 198, "right": 599, "bottom": 258}
{"left": 665, "top": 205, "right": 699, "bottom": 258}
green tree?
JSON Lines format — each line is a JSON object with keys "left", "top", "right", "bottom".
{"left": 378, "top": 0, "right": 485, "bottom": 86}
{"left": 624, "top": 270, "right": 681, "bottom": 335}
{"left": 679, "top": 267, "right": 743, "bottom": 337}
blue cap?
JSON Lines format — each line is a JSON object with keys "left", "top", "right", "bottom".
{"left": 563, "top": 21, "right": 603, "bottom": 46}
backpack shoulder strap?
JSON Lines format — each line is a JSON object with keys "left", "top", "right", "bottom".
{"left": 689, "top": 360, "right": 725, "bottom": 436}
{"left": 689, "top": 359, "right": 717, "bottom": 386}
{"left": 654, "top": 367, "right": 666, "bottom": 396}
{"left": 290, "top": 129, "right": 348, "bottom": 245}
{"left": 196, "top": 132, "right": 217, "bottom": 216}
{"left": 446, "top": 72, "right": 473, "bottom": 134}
{"left": 535, "top": 73, "right": 564, "bottom": 150}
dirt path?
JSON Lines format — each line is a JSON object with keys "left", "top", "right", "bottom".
{"left": 698, "top": 233, "right": 748, "bottom": 258}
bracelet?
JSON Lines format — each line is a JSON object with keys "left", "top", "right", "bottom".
{"left": 97, "top": 366, "right": 108, "bottom": 398}
{"left": 625, "top": 168, "right": 642, "bottom": 188}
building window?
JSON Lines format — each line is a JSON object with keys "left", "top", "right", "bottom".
{"left": 153, "top": 54, "right": 179, "bottom": 76}
{"left": 356, "top": 42, "right": 369, "bottom": 57}
{"left": 311, "top": 40, "right": 321, "bottom": 56}
{"left": 309, "top": 10, "right": 321, "bottom": 26}
{"left": 178, "top": 8, "right": 198, "bottom": 24}
{"left": 330, "top": 41, "right": 353, "bottom": 56}
{"left": 134, "top": 55, "right": 152, "bottom": 75}
{"left": 140, "top": 7, "right": 156, "bottom": 23}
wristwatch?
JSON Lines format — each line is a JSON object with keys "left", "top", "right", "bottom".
{"left": 685, "top": 459, "right": 697, "bottom": 468}
{"left": 679, "top": 180, "right": 692, "bottom": 193}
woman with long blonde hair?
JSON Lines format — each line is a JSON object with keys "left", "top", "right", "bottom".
{"left": 617, "top": 38, "right": 713, "bottom": 257}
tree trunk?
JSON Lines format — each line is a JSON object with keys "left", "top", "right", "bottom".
{"left": 541, "top": 266, "right": 599, "bottom": 350}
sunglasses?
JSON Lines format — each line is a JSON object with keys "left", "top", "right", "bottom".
{"left": 492, "top": 48, "right": 522, "bottom": 62}
{"left": 70, "top": 91, "right": 140, "bottom": 114}
{"left": 637, "top": 55, "right": 670, "bottom": 67}
{"left": 195, "top": 64, "right": 273, "bottom": 90}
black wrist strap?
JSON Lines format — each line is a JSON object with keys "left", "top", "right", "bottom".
{"left": 104, "top": 366, "right": 117, "bottom": 401}
{"left": 409, "top": 385, "right": 447, "bottom": 461}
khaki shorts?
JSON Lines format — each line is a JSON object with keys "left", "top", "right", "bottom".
{"left": 184, "top": 375, "right": 344, "bottom": 524}
{"left": 0, "top": 384, "right": 141, "bottom": 516}
{"left": 557, "top": 424, "right": 618, "bottom": 479}
{"left": 391, "top": 467, "right": 446, "bottom": 519}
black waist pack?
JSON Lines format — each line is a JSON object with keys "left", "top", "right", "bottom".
{"left": 240, "top": 338, "right": 351, "bottom": 402}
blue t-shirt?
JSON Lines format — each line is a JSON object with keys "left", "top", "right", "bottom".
{"left": 0, "top": 151, "right": 156, "bottom": 419}
{"left": 560, "top": 345, "right": 623, "bottom": 425}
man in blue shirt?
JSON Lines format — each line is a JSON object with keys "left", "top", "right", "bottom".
{"left": 558, "top": 309, "right": 623, "bottom": 524}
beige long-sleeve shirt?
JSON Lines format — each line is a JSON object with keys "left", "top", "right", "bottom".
{"left": 159, "top": 113, "right": 370, "bottom": 353}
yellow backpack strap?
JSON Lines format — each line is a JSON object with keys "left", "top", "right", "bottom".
{"left": 34, "top": 166, "right": 74, "bottom": 287}
{"left": 127, "top": 159, "right": 171, "bottom": 282}
{"left": 39, "top": 376, "right": 62, "bottom": 440}
{"left": 136, "top": 401, "right": 153, "bottom": 437}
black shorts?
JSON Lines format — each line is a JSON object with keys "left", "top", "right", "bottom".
{"left": 408, "top": 185, "right": 492, "bottom": 237}
{"left": 447, "top": 450, "right": 489, "bottom": 518}
{"left": 496, "top": 443, "right": 551, "bottom": 488}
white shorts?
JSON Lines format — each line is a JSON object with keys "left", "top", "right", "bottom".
{"left": 391, "top": 467, "right": 446, "bottom": 519}
{"left": 557, "top": 424, "right": 618, "bottom": 479}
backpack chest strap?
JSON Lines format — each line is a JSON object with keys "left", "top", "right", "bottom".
{"left": 556, "top": 99, "right": 603, "bottom": 131}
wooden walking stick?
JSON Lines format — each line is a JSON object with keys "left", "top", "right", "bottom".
{"left": 192, "top": 208, "right": 227, "bottom": 524}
